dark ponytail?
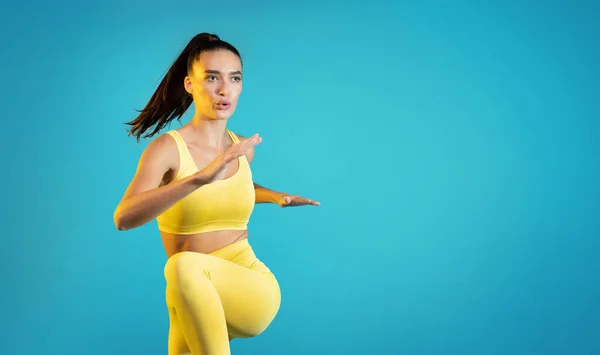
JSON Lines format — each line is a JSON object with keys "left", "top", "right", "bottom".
{"left": 125, "top": 33, "right": 242, "bottom": 141}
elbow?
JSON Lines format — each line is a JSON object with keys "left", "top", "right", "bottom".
{"left": 115, "top": 221, "right": 128, "bottom": 231}
{"left": 114, "top": 216, "right": 127, "bottom": 231}
{"left": 113, "top": 208, "right": 131, "bottom": 231}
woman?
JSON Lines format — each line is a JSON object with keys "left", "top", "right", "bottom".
{"left": 113, "top": 32, "right": 319, "bottom": 355}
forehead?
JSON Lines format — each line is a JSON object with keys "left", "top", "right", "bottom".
{"left": 194, "top": 50, "right": 241, "bottom": 71}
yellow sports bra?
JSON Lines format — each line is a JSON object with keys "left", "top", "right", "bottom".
{"left": 156, "top": 129, "right": 256, "bottom": 235}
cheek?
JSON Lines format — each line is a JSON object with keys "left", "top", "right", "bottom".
{"left": 194, "top": 83, "right": 213, "bottom": 100}
{"left": 231, "top": 85, "right": 242, "bottom": 101}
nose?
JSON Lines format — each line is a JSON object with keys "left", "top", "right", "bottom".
{"left": 217, "top": 81, "right": 230, "bottom": 96}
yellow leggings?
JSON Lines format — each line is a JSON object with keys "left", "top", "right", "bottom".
{"left": 163, "top": 238, "right": 281, "bottom": 355}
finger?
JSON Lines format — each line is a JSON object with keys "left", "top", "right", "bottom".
{"left": 246, "top": 134, "right": 262, "bottom": 146}
{"left": 302, "top": 197, "right": 320, "bottom": 206}
{"left": 295, "top": 197, "right": 313, "bottom": 206}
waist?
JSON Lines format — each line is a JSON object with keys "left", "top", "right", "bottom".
{"left": 161, "top": 228, "right": 249, "bottom": 256}
{"left": 209, "top": 238, "right": 275, "bottom": 275}
{"left": 209, "top": 237, "right": 252, "bottom": 259}
{"left": 166, "top": 238, "right": 274, "bottom": 276}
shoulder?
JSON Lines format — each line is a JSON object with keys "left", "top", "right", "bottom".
{"left": 138, "top": 131, "right": 179, "bottom": 168}
{"left": 231, "top": 131, "right": 255, "bottom": 164}
{"left": 147, "top": 131, "right": 179, "bottom": 154}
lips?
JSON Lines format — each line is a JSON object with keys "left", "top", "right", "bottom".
{"left": 215, "top": 100, "right": 231, "bottom": 110}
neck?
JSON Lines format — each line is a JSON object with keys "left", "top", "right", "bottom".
{"left": 188, "top": 115, "right": 229, "bottom": 148}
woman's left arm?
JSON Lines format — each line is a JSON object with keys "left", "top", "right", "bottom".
{"left": 254, "top": 183, "right": 320, "bottom": 207}
{"left": 254, "top": 183, "right": 284, "bottom": 204}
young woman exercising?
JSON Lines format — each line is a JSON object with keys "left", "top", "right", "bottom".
{"left": 113, "top": 32, "right": 319, "bottom": 355}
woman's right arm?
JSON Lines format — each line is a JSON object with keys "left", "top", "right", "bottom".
{"left": 113, "top": 134, "right": 205, "bottom": 231}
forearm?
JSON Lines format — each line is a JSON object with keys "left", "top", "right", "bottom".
{"left": 114, "top": 174, "right": 205, "bottom": 231}
{"left": 254, "top": 183, "right": 282, "bottom": 204}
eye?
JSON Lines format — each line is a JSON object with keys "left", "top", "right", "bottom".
{"left": 206, "top": 75, "right": 218, "bottom": 82}
{"left": 232, "top": 76, "right": 242, "bottom": 83}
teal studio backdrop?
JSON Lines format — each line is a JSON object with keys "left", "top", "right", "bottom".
{"left": 1, "top": 0, "right": 598, "bottom": 354}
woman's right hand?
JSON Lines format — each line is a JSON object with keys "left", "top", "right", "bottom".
{"left": 195, "top": 133, "right": 262, "bottom": 185}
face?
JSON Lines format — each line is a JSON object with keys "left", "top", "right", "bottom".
{"left": 184, "top": 49, "right": 243, "bottom": 121}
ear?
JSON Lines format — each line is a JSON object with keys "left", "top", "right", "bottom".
{"left": 184, "top": 76, "right": 193, "bottom": 94}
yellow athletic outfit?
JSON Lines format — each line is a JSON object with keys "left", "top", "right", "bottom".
{"left": 157, "top": 129, "right": 281, "bottom": 355}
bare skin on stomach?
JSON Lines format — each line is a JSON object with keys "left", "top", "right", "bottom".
{"left": 160, "top": 229, "right": 248, "bottom": 257}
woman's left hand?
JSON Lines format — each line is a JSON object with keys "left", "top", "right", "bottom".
{"left": 276, "top": 193, "right": 320, "bottom": 207}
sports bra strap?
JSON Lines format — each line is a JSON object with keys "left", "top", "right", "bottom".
{"left": 165, "top": 130, "right": 196, "bottom": 174}
{"left": 226, "top": 129, "right": 239, "bottom": 143}
{"left": 165, "top": 130, "right": 186, "bottom": 151}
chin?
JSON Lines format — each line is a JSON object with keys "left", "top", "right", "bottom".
{"left": 213, "top": 109, "right": 236, "bottom": 120}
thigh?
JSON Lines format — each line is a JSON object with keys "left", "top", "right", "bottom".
{"left": 167, "top": 251, "right": 281, "bottom": 338}
{"left": 211, "top": 259, "right": 281, "bottom": 338}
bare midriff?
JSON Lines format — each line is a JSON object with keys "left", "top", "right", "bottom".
{"left": 160, "top": 229, "right": 249, "bottom": 257}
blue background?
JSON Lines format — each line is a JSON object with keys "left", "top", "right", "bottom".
{"left": 1, "top": 0, "right": 598, "bottom": 354}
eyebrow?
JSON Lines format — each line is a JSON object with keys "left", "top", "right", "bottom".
{"left": 204, "top": 69, "right": 242, "bottom": 75}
